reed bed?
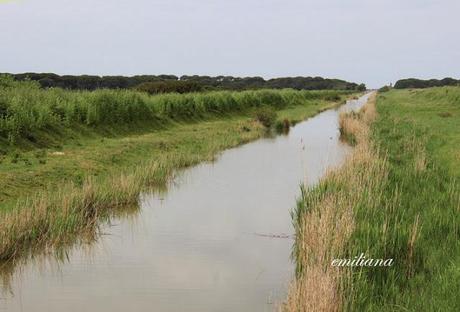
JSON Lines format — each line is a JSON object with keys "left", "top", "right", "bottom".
{"left": 283, "top": 94, "right": 388, "bottom": 311}
{"left": 0, "top": 76, "right": 349, "bottom": 144}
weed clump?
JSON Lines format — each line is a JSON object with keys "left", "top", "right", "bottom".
{"left": 378, "top": 85, "right": 391, "bottom": 92}
{"left": 254, "top": 106, "right": 277, "bottom": 128}
{"left": 275, "top": 119, "right": 291, "bottom": 133}
{"left": 438, "top": 112, "right": 453, "bottom": 118}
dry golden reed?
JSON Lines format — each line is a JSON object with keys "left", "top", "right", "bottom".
{"left": 0, "top": 158, "right": 175, "bottom": 262}
{"left": 282, "top": 93, "right": 387, "bottom": 312}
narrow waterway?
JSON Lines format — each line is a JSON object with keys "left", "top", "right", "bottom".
{"left": 0, "top": 93, "right": 372, "bottom": 312}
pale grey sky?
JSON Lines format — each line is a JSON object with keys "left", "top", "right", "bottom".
{"left": 1, "top": 0, "right": 459, "bottom": 88}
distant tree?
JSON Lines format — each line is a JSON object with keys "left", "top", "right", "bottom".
{"left": 395, "top": 78, "right": 460, "bottom": 89}
{"left": 357, "top": 83, "right": 366, "bottom": 91}
{"left": 378, "top": 85, "right": 391, "bottom": 92}
{"left": 134, "top": 80, "right": 204, "bottom": 94}
{"left": 2, "top": 72, "right": 364, "bottom": 92}
{"left": 38, "top": 78, "right": 54, "bottom": 88}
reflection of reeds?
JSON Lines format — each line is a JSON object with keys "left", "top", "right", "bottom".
{"left": 0, "top": 202, "right": 139, "bottom": 294}
{"left": 283, "top": 93, "right": 386, "bottom": 311}
{"left": 0, "top": 153, "right": 202, "bottom": 263}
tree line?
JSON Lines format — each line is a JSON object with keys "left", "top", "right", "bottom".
{"left": 394, "top": 78, "right": 460, "bottom": 89}
{"left": 1, "top": 73, "right": 365, "bottom": 93}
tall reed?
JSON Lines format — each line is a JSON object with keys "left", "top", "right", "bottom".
{"left": 283, "top": 93, "right": 386, "bottom": 311}
{"left": 0, "top": 75, "right": 351, "bottom": 144}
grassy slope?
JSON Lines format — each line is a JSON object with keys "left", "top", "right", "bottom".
{"left": 0, "top": 84, "right": 348, "bottom": 206}
{"left": 0, "top": 101, "right": 338, "bottom": 206}
{"left": 0, "top": 116, "right": 260, "bottom": 206}
{"left": 357, "top": 87, "right": 459, "bottom": 311}
{"left": 380, "top": 88, "right": 460, "bottom": 177}
{"left": 285, "top": 88, "right": 459, "bottom": 311}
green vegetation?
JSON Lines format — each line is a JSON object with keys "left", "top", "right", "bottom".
{"left": 377, "top": 88, "right": 460, "bottom": 177}
{"left": 134, "top": 80, "right": 204, "bottom": 94}
{"left": 378, "top": 85, "right": 391, "bottom": 92}
{"left": 2, "top": 72, "right": 365, "bottom": 91}
{"left": 286, "top": 88, "right": 460, "bottom": 311}
{"left": 0, "top": 78, "right": 352, "bottom": 262}
{"left": 346, "top": 87, "right": 460, "bottom": 311}
{"left": 395, "top": 77, "right": 460, "bottom": 89}
{"left": 0, "top": 75, "right": 349, "bottom": 147}
{"left": 284, "top": 94, "right": 379, "bottom": 311}
{"left": 254, "top": 106, "right": 277, "bottom": 128}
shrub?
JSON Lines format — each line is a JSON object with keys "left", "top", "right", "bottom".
{"left": 379, "top": 85, "right": 391, "bottom": 92}
{"left": 275, "top": 119, "right": 291, "bottom": 133}
{"left": 254, "top": 106, "right": 277, "bottom": 128}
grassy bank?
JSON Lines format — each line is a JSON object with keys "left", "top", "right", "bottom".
{"left": 348, "top": 87, "right": 459, "bottom": 311}
{"left": 0, "top": 79, "right": 352, "bottom": 262}
{"left": 283, "top": 93, "right": 380, "bottom": 311}
{"left": 0, "top": 75, "right": 345, "bottom": 148}
{"left": 0, "top": 76, "right": 350, "bottom": 203}
{"left": 284, "top": 87, "right": 460, "bottom": 311}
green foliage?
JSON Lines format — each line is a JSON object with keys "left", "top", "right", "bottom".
{"left": 275, "top": 119, "right": 291, "bottom": 133}
{"left": 0, "top": 78, "right": 351, "bottom": 146}
{"left": 134, "top": 80, "right": 204, "bottom": 94}
{"left": 1, "top": 73, "right": 364, "bottom": 91}
{"left": 357, "top": 83, "right": 367, "bottom": 91}
{"left": 254, "top": 106, "right": 277, "bottom": 128}
{"left": 394, "top": 77, "right": 460, "bottom": 89}
{"left": 378, "top": 85, "right": 391, "bottom": 92}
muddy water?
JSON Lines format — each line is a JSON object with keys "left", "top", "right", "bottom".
{"left": 0, "top": 93, "right": 372, "bottom": 312}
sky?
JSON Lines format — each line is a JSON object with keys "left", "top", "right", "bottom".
{"left": 1, "top": 0, "right": 459, "bottom": 88}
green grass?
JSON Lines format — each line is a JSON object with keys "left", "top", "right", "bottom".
{"left": 0, "top": 80, "right": 352, "bottom": 262}
{"left": 0, "top": 75, "right": 347, "bottom": 147}
{"left": 377, "top": 87, "right": 460, "bottom": 177}
{"left": 288, "top": 88, "right": 459, "bottom": 311}
{"left": 348, "top": 88, "right": 460, "bottom": 311}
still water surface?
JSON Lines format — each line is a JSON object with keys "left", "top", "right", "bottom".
{"left": 0, "top": 93, "right": 371, "bottom": 312}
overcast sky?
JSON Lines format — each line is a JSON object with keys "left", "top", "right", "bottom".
{"left": 1, "top": 0, "right": 459, "bottom": 88}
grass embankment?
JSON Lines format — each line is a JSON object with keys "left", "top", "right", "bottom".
{"left": 284, "top": 87, "right": 460, "bottom": 311}
{"left": 0, "top": 77, "right": 351, "bottom": 262}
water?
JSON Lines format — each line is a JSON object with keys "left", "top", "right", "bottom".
{"left": 0, "top": 93, "right": 372, "bottom": 312}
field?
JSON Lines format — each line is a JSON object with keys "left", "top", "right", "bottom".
{"left": 0, "top": 77, "right": 352, "bottom": 262}
{"left": 354, "top": 87, "right": 460, "bottom": 311}
{"left": 285, "top": 87, "right": 460, "bottom": 311}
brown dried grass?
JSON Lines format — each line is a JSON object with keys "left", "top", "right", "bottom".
{"left": 282, "top": 93, "right": 386, "bottom": 312}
